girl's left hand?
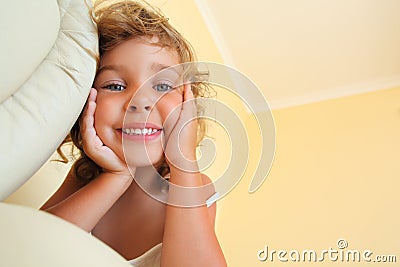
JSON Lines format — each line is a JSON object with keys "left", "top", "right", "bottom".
{"left": 163, "top": 83, "right": 198, "bottom": 172}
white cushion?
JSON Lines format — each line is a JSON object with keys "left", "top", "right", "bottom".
{"left": 0, "top": 202, "right": 131, "bottom": 267}
{"left": 0, "top": 0, "right": 59, "bottom": 99}
{"left": 0, "top": 0, "right": 98, "bottom": 200}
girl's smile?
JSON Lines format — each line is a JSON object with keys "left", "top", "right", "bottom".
{"left": 119, "top": 122, "right": 163, "bottom": 141}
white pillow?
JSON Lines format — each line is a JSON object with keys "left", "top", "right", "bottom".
{"left": 0, "top": 0, "right": 98, "bottom": 200}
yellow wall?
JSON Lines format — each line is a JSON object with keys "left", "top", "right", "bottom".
{"left": 146, "top": 0, "right": 224, "bottom": 63}
{"left": 216, "top": 86, "right": 400, "bottom": 266}
{"left": 4, "top": 149, "right": 73, "bottom": 208}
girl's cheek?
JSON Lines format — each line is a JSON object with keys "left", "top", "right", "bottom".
{"left": 156, "top": 91, "right": 182, "bottom": 121}
{"left": 94, "top": 94, "right": 121, "bottom": 124}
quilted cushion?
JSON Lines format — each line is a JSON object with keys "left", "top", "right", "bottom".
{"left": 0, "top": 0, "right": 98, "bottom": 200}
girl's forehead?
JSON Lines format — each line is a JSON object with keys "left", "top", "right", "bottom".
{"left": 101, "top": 37, "right": 179, "bottom": 63}
{"left": 96, "top": 39, "right": 181, "bottom": 79}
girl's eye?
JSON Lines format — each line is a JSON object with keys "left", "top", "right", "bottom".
{"left": 102, "top": 83, "right": 126, "bottom": 91}
{"left": 153, "top": 82, "right": 173, "bottom": 92}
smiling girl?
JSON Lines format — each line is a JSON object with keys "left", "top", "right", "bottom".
{"left": 40, "top": 1, "right": 226, "bottom": 266}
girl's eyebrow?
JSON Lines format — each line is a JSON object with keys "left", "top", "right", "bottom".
{"left": 151, "top": 63, "right": 180, "bottom": 77}
{"left": 150, "top": 63, "right": 171, "bottom": 72}
{"left": 151, "top": 62, "right": 182, "bottom": 73}
{"left": 96, "top": 64, "right": 125, "bottom": 75}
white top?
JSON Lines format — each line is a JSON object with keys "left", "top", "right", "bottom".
{"left": 128, "top": 243, "right": 162, "bottom": 267}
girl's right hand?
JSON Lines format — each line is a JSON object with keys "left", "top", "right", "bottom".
{"left": 80, "top": 88, "right": 134, "bottom": 179}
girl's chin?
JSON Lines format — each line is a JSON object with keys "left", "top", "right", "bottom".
{"left": 126, "top": 156, "right": 164, "bottom": 169}
{"left": 124, "top": 147, "right": 164, "bottom": 166}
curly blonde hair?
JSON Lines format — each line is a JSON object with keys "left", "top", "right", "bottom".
{"left": 59, "top": 0, "right": 210, "bottom": 185}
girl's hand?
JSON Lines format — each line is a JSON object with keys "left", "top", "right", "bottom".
{"left": 81, "top": 88, "right": 133, "bottom": 179}
{"left": 163, "top": 84, "right": 199, "bottom": 173}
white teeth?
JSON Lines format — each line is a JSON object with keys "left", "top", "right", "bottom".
{"left": 122, "top": 128, "right": 159, "bottom": 135}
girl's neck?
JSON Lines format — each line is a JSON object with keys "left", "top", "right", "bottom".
{"left": 127, "top": 166, "right": 169, "bottom": 200}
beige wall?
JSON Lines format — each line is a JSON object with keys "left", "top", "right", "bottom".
{"left": 4, "top": 150, "right": 72, "bottom": 208}
{"left": 216, "top": 86, "right": 400, "bottom": 266}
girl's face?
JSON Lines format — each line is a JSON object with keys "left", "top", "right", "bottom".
{"left": 92, "top": 37, "right": 182, "bottom": 167}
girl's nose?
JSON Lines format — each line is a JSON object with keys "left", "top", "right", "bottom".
{"left": 128, "top": 103, "right": 151, "bottom": 112}
{"left": 125, "top": 89, "right": 153, "bottom": 112}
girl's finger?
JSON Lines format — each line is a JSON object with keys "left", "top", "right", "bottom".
{"left": 88, "top": 87, "right": 98, "bottom": 102}
{"left": 81, "top": 89, "right": 98, "bottom": 146}
{"left": 80, "top": 88, "right": 97, "bottom": 130}
{"left": 181, "top": 83, "right": 196, "bottom": 118}
{"left": 84, "top": 101, "right": 96, "bottom": 133}
{"left": 182, "top": 83, "right": 193, "bottom": 102}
